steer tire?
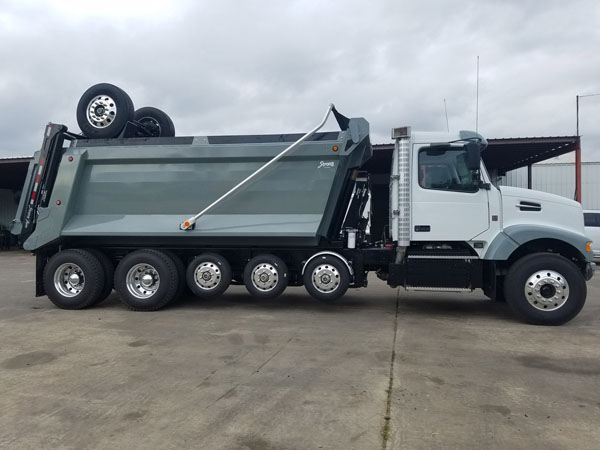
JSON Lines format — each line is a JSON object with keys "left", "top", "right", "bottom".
{"left": 504, "top": 252, "right": 586, "bottom": 325}
{"left": 76, "top": 83, "right": 134, "bottom": 139}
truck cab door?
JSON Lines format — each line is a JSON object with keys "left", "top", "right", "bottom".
{"left": 411, "top": 144, "right": 489, "bottom": 241}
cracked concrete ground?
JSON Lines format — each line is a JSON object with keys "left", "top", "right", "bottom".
{"left": 0, "top": 250, "right": 599, "bottom": 449}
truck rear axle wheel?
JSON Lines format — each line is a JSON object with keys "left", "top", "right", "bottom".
{"left": 187, "top": 253, "right": 232, "bottom": 298}
{"left": 43, "top": 249, "right": 105, "bottom": 309}
{"left": 114, "top": 249, "right": 179, "bottom": 311}
{"left": 86, "top": 248, "right": 114, "bottom": 305}
{"left": 303, "top": 255, "right": 350, "bottom": 302}
{"left": 244, "top": 254, "right": 288, "bottom": 299}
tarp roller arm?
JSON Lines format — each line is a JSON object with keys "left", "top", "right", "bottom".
{"left": 180, "top": 103, "right": 338, "bottom": 230}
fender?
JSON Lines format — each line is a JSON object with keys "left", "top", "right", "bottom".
{"left": 484, "top": 224, "right": 593, "bottom": 262}
{"left": 301, "top": 251, "right": 354, "bottom": 277}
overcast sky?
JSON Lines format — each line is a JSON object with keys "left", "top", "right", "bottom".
{"left": 1, "top": 0, "right": 599, "bottom": 161}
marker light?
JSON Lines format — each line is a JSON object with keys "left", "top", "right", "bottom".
{"left": 332, "top": 146, "right": 339, "bottom": 152}
{"left": 586, "top": 241, "right": 593, "bottom": 252}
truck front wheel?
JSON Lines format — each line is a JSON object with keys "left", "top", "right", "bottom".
{"left": 114, "top": 249, "right": 179, "bottom": 311}
{"left": 43, "top": 249, "right": 105, "bottom": 309}
{"left": 504, "top": 252, "right": 586, "bottom": 325}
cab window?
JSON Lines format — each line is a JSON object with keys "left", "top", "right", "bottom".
{"left": 418, "top": 147, "right": 478, "bottom": 193}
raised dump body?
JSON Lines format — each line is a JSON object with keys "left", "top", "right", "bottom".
{"left": 15, "top": 116, "right": 371, "bottom": 251}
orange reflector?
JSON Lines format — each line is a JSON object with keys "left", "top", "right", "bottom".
{"left": 184, "top": 221, "right": 190, "bottom": 228}
{"left": 586, "top": 241, "right": 593, "bottom": 252}
{"left": 332, "top": 145, "right": 339, "bottom": 152}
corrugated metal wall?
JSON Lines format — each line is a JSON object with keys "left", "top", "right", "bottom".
{"left": 0, "top": 189, "right": 18, "bottom": 230}
{"left": 499, "top": 162, "right": 600, "bottom": 210}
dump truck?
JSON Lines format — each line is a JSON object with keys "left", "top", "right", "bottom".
{"left": 12, "top": 84, "right": 596, "bottom": 325}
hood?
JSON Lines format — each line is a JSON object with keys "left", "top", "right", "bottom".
{"left": 500, "top": 186, "right": 581, "bottom": 208}
{"left": 499, "top": 186, "right": 585, "bottom": 234}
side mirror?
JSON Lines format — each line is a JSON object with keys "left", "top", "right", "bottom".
{"left": 465, "top": 142, "right": 481, "bottom": 171}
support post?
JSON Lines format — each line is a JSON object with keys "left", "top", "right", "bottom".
{"left": 575, "top": 137, "right": 582, "bottom": 203}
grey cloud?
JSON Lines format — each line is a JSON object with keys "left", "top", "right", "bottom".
{"left": 0, "top": 0, "right": 599, "bottom": 160}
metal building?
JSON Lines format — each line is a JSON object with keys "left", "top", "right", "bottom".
{"left": 0, "top": 157, "right": 31, "bottom": 248}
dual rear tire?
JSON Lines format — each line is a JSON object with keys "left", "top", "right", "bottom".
{"left": 43, "top": 249, "right": 106, "bottom": 310}
{"left": 43, "top": 248, "right": 182, "bottom": 311}
{"left": 114, "top": 249, "right": 180, "bottom": 311}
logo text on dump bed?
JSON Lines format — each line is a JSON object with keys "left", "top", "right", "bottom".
{"left": 318, "top": 161, "right": 335, "bottom": 169}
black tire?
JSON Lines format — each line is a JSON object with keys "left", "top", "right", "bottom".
{"left": 186, "top": 253, "right": 232, "bottom": 298}
{"left": 162, "top": 249, "right": 185, "bottom": 299}
{"left": 133, "top": 107, "right": 175, "bottom": 137}
{"left": 504, "top": 252, "right": 586, "bottom": 325}
{"left": 243, "top": 254, "right": 288, "bottom": 299}
{"left": 86, "top": 249, "right": 114, "bottom": 305}
{"left": 76, "top": 83, "right": 134, "bottom": 139}
{"left": 43, "top": 249, "right": 105, "bottom": 309}
{"left": 114, "top": 249, "right": 179, "bottom": 311}
{"left": 303, "top": 255, "right": 350, "bottom": 302}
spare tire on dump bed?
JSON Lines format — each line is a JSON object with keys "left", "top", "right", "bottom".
{"left": 133, "top": 106, "right": 175, "bottom": 138}
{"left": 77, "top": 83, "right": 134, "bottom": 139}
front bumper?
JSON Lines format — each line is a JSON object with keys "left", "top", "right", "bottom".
{"left": 585, "top": 262, "right": 596, "bottom": 281}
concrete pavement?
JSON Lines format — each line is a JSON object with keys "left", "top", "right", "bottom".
{"left": 0, "top": 250, "right": 599, "bottom": 449}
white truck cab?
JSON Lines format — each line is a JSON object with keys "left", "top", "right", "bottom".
{"left": 387, "top": 126, "right": 595, "bottom": 325}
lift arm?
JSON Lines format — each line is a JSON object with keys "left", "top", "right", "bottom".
{"left": 179, "top": 104, "right": 338, "bottom": 230}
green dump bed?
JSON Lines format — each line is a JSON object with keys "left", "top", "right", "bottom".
{"left": 14, "top": 117, "right": 371, "bottom": 251}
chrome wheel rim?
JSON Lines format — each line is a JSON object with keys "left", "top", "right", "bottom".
{"left": 524, "top": 270, "right": 569, "bottom": 311}
{"left": 126, "top": 263, "right": 160, "bottom": 299}
{"left": 251, "top": 263, "right": 279, "bottom": 292}
{"left": 311, "top": 264, "right": 340, "bottom": 293}
{"left": 86, "top": 95, "right": 117, "bottom": 128}
{"left": 194, "top": 261, "right": 221, "bottom": 290}
{"left": 54, "top": 263, "right": 85, "bottom": 297}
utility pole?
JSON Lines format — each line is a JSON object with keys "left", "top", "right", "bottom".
{"left": 575, "top": 93, "right": 600, "bottom": 203}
